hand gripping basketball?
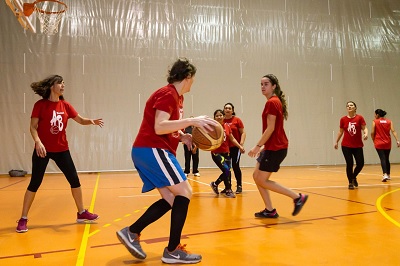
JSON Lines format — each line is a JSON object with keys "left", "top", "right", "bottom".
{"left": 191, "top": 123, "right": 224, "bottom": 151}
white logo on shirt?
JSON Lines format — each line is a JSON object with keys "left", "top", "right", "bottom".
{"left": 50, "top": 110, "right": 64, "bottom": 134}
{"left": 347, "top": 122, "right": 356, "bottom": 136}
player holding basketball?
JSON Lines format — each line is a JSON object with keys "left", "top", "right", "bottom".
{"left": 16, "top": 75, "right": 103, "bottom": 233}
{"left": 334, "top": 101, "right": 368, "bottom": 189}
{"left": 116, "top": 58, "right": 219, "bottom": 264}
{"left": 223, "top": 103, "right": 246, "bottom": 194}
{"left": 248, "top": 74, "right": 308, "bottom": 218}
{"left": 370, "top": 109, "right": 399, "bottom": 182}
{"left": 210, "top": 109, "right": 244, "bottom": 198}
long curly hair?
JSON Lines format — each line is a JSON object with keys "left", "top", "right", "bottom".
{"left": 31, "top": 75, "right": 64, "bottom": 100}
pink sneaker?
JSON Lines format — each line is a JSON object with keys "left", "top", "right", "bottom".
{"left": 16, "top": 218, "right": 28, "bottom": 233}
{"left": 77, "top": 209, "right": 99, "bottom": 223}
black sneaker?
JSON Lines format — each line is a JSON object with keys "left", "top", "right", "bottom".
{"left": 348, "top": 183, "right": 354, "bottom": 190}
{"left": 352, "top": 178, "right": 358, "bottom": 188}
{"left": 292, "top": 193, "right": 308, "bottom": 216}
{"left": 210, "top": 182, "right": 219, "bottom": 195}
{"left": 255, "top": 208, "right": 279, "bottom": 218}
{"left": 235, "top": 186, "right": 242, "bottom": 194}
{"left": 220, "top": 188, "right": 226, "bottom": 194}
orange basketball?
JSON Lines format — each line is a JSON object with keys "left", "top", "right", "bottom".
{"left": 192, "top": 123, "right": 224, "bottom": 151}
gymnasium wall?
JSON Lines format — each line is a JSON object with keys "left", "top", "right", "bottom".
{"left": 1, "top": 0, "right": 400, "bottom": 173}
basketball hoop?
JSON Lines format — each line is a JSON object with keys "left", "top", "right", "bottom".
{"left": 23, "top": 0, "right": 67, "bottom": 35}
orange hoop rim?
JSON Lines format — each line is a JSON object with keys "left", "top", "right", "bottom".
{"left": 34, "top": 0, "right": 67, "bottom": 15}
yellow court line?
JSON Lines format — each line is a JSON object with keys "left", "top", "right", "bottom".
{"left": 76, "top": 173, "right": 101, "bottom": 266}
{"left": 376, "top": 187, "right": 400, "bottom": 228}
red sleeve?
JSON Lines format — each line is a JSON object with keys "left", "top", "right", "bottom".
{"left": 64, "top": 101, "right": 78, "bottom": 119}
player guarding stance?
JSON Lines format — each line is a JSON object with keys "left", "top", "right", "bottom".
{"left": 116, "top": 58, "right": 219, "bottom": 264}
{"left": 16, "top": 75, "right": 103, "bottom": 233}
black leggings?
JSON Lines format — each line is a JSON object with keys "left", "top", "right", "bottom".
{"left": 376, "top": 149, "right": 391, "bottom": 175}
{"left": 28, "top": 150, "right": 81, "bottom": 192}
{"left": 341, "top": 146, "right": 364, "bottom": 183}
{"left": 229, "top": 146, "right": 242, "bottom": 187}
{"left": 211, "top": 153, "right": 232, "bottom": 190}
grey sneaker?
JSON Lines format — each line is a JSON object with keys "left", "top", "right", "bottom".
{"left": 224, "top": 189, "right": 236, "bottom": 198}
{"left": 116, "top": 227, "right": 146, "bottom": 259}
{"left": 161, "top": 244, "right": 202, "bottom": 264}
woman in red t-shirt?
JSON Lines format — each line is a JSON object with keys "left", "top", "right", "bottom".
{"left": 334, "top": 101, "right": 368, "bottom": 189}
{"left": 248, "top": 74, "right": 308, "bottom": 218}
{"left": 209, "top": 109, "right": 244, "bottom": 198}
{"left": 16, "top": 75, "right": 104, "bottom": 233}
{"left": 223, "top": 103, "right": 246, "bottom": 194}
{"left": 117, "top": 58, "right": 219, "bottom": 263}
{"left": 371, "top": 109, "right": 400, "bottom": 182}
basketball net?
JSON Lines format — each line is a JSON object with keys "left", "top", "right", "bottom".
{"left": 23, "top": 0, "right": 67, "bottom": 35}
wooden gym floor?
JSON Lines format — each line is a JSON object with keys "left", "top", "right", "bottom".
{"left": 1, "top": 165, "right": 399, "bottom": 265}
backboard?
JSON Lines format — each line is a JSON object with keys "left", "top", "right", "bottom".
{"left": 5, "top": 0, "right": 36, "bottom": 33}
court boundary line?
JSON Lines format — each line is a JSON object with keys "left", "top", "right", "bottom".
{"left": 376, "top": 188, "right": 400, "bottom": 228}
{"left": 76, "top": 173, "right": 101, "bottom": 266}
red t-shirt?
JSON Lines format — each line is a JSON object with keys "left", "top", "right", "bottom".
{"left": 31, "top": 99, "right": 78, "bottom": 152}
{"left": 211, "top": 123, "right": 231, "bottom": 154}
{"left": 224, "top": 116, "right": 244, "bottom": 147}
{"left": 133, "top": 84, "right": 183, "bottom": 156}
{"left": 262, "top": 96, "right": 288, "bottom": 151}
{"left": 339, "top": 115, "right": 366, "bottom": 148}
{"left": 373, "top": 118, "right": 392, "bottom": 149}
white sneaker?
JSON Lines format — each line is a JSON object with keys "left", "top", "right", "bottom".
{"left": 382, "top": 174, "right": 389, "bottom": 182}
{"left": 193, "top": 173, "right": 200, "bottom": 177}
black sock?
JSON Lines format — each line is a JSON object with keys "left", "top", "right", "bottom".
{"left": 129, "top": 198, "right": 171, "bottom": 234}
{"left": 167, "top": 195, "right": 190, "bottom": 251}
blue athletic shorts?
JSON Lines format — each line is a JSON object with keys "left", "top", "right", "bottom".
{"left": 132, "top": 147, "right": 187, "bottom": 193}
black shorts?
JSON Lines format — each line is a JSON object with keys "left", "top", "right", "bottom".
{"left": 256, "top": 149, "right": 287, "bottom": 172}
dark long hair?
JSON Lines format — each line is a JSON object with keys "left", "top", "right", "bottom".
{"left": 375, "top": 108, "right": 387, "bottom": 118}
{"left": 31, "top": 75, "right": 64, "bottom": 100}
{"left": 263, "top": 74, "right": 288, "bottom": 120}
{"left": 167, "top": 58, "right": 197, "bottom": 83}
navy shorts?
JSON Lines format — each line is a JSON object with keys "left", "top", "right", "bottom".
{"left": 256, "top": 149, "right": 287, "bottom": 172}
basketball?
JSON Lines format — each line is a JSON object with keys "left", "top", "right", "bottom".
{"left": 192, "top": 123, "right": 224, "bottom": 151}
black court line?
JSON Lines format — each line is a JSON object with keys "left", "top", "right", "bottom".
{"left": 0, "top": 179, "right": 27, "bottom": 190}
{"left": 301, "top": 189, "right": 399, "bottom": 211}
{"left": 0, "top": 248, "right": 75, "bottom": 260}
{"left": 90, "top": 209, "right": 379, "bottom": 249}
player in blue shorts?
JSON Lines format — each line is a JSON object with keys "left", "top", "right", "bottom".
{"left": 116, "top": 58, "right": 219, "bottom": 264}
